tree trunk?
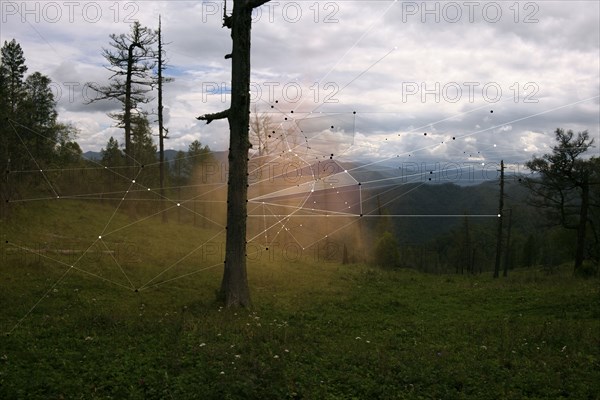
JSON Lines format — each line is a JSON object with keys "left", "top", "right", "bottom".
{"left": 219, "top": 0, "right": 254, "bottom": 307}
{"left": 494, "top": 160, "right": 505, "bottom": 278}
{"left": 124, "top": 43, "right": 136, "bottom": 177}
{"left": 574, "top": 173, "right": 589, "bottom": 273}
{"left": 157, "top": 16, "right": 167, "bottom": 223}
{"left": 197, "top": 0, "right": 270, "bottom": 306}
{"left": 503, "top": 208, "right": 512, "bottom": 277}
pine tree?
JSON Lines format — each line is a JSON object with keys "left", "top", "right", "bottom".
{"left": 524, "top": 129, "right": 595, "bottom": 273}
{"left": 0, "top": 39, "right": 28, "bottom": 170}
{"left": 88, "top": 22, "right": 157, "bottom": 174}
{"left": 0, "top": 39, "right": 27, "bottom": 115}
{"left": 101, "top": 137, "right": 124, "bottom": 167}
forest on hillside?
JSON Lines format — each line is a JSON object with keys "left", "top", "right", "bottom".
{"left": 1, "top": 27, "right": 598, "bottom": 278}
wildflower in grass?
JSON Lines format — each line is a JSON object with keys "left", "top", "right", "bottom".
{"left": 220, "top": 371, "right": 225, "bottom": 375}
{"left": 200, "top": 343, "right": 206, "bottom": 347}
{"left": 273, "top": 355, "right": 279, "bottom": 359}
{"left": 235, "top": 354, "right": 241, "bottom": 359}
{"left": 355, "top": 337, "right": 361, "bottom": 340}
{"left": 480, "top": 345, "right": 487, "bottom": 350}
{"left": 561, "top": 346, "right": 567, "bottom": 352}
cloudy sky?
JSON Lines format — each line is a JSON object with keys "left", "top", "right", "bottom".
{"left": 2, "top": 0, "right": 599, "bottom": 169}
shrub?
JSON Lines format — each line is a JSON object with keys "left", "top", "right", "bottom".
{"left": 373, "top": 231, "right": 400, "bottom": 268}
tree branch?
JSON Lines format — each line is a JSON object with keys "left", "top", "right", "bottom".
{"left": 197, "top": 109, "right": 230, "bottom": 124}
{"left": 247, "top": 0, "right": 271, "bottom": 9}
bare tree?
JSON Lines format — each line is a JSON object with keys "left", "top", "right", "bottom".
{"left": 494, "top": 160, "right": 505, "bottom": 278}
{"left": 88, "top": 22, "right": 157, "bottom": 175}
{"left": 250, "top": 105, "right": 274, "bottom": 157}
{"left": 197, "top": 0, "right": 272, "bottom": 307}
{"left": 156, "top": 15, "right": 173, "bottom": 222}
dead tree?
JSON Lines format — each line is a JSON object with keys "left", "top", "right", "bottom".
{"left": 88, "top": 22, "right": 156, "bottom": 178}
{"left": 494, "top": 160, "right": 505, "bottom": 278}
{"left": 197, "top": 0, "right": 271, "bottom": 307}
{"left": 503, "top": 208, "right": 512, "bottom": 277}
{"left": 156, "top": 15, "right": 172, "bottom": 222}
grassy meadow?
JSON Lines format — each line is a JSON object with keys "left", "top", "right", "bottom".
{"left": 0, "top": 201, "right": 599, "bottom": 399}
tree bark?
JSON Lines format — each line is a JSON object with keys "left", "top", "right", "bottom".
{"left": 574, "top": 172, "right": 589, "bottom": 272}
{"left": 494, "top": 160, "right": 505, "bottom": 278}
{"left": 124, "top": 42, "right": 137, "bottom": 175}
{"left": 157, "top": 16, "right": 167, "bottom": 223}
{"left": 503, "top": 208, "right": 512, "bottom": 277}
{"left": 197, "top": 0, "right": 271, "bottom": 307}
{"left": 218, "top": 0, "right": 255, "bottom": 307}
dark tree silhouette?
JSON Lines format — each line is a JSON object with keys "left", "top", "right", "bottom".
{"left": 523, "top": 128, "right": 595, "bottom": 273}
{"left": 197, "top": 0, "right": 271, "bottom": 307}
{"left": 494, "top": 160, "right": 505, "bottom": 278}
{"left": 88, "top": 22, "right": 156, "bottom": 175}
{"left": 156, "top": 15, "right": 173, "bottom": 223}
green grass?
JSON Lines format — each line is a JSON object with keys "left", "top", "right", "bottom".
{"left": 1, "top": 201, "right": 599, "bottom": 399}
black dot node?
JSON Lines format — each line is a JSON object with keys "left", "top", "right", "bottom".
{"left": 424, "top": 133, "right": 427, "bottom": 136}
{"left": 490, "top": 110, "right": 493, "bottom": 113}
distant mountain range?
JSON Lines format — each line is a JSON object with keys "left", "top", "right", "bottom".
{"left": 83, "top": 150, "right": 182, "bottom": 162}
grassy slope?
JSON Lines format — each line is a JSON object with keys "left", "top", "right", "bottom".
{"left": 0, "top": 201, "right": 598, "bottom": 399}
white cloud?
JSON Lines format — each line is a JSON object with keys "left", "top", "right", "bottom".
{"left": 1, "top": 0, "right": 597, "bottom": 164}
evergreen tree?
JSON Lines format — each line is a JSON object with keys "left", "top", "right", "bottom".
{"left": 0, "top": 39, "right": 27, "bottom": 114}
{"left": 186, "top": 139, "right": 211, "bottom": 177}
{"left": 101, "top": 136, "right": 124, "bottom": 167}
{"left": 0, "top": 39, "right": 28, "bottom": 171}
{"left": 55, "top": 123, "right": 82, "bottom": 166}
{"left": 88, "top": 22, "right": 157, "bottom": 171}
{"left": 130, "top": 112, "right": 157, "bottom": 167}
{"left": 524, "top": 128, "right": 595, "bottom": 273}
{"left": 21, "top": 71, "right": 58, "bottom": 161}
